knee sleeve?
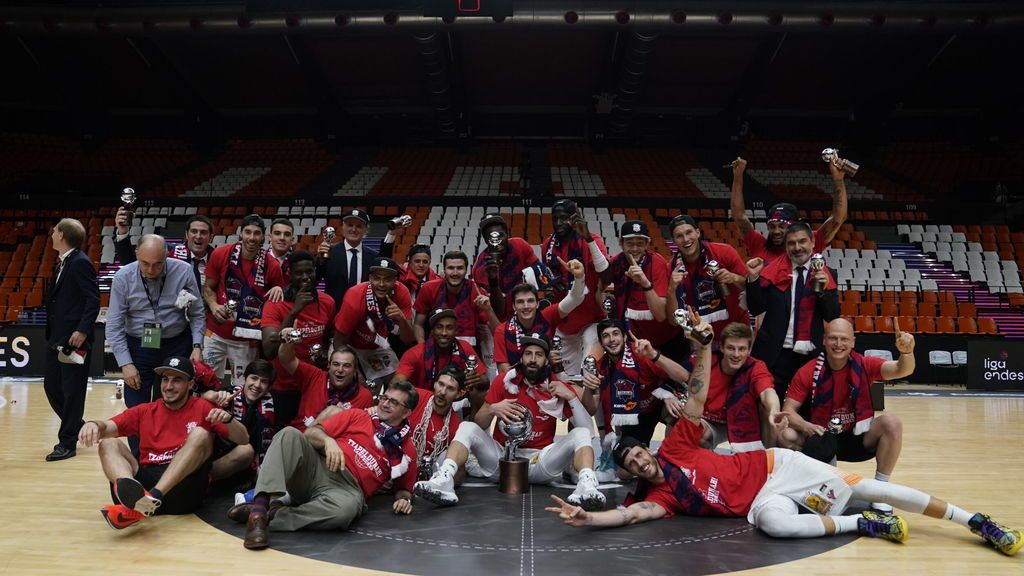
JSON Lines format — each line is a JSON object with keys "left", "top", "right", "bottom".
{"left": 569, "top": 426, "right": 593, "bottom": 453}
{"left": 453, "top": 421, "right": 485, "bottom": 449}
{"left": 850, "top": 478, "right": 929, "bottom": 514}
{"left": 754, "top": 496, "right": 824, "bottom": 539}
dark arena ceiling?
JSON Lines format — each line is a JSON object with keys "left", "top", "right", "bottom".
{"left": 0, "top": 1, "right": 1020, "bottom": 142}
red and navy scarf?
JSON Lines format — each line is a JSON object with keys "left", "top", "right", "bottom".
{"left": 225, "top": 243, "right": 269, "bottom": 340}
{"left": 808, "top": 351, "right": 875, "bottom": 436}
{"left": 624, "top": 454, "right": 721, "bottom": 516}
{"left": 364, "top": 285, "right": 395, "bottom": 349}
{"left": 422, "top": 337, "right": 468, "bottom": 389}
{"left": 710, "top": 354, "right": 764, "bottom": 452}
{"left": 431, "top": 280, "right": 480, "bottom": 341}
{"left": 229, "top": 387, "right": 275, "bottom": 464}
{"left": 372, "top": 414, "right": 412, "bottom": 479}
{"left": 325, "top": 373, "right": 360, "bottom": 408}
{"left": 474, "top": 245, "right": 525, "bottom": 295}
{"left": 610, "top": 251, "right": 655, "bottom": 322}
{"left": 400, "top": 266, "right": 439, "bottom": 303}
{"left": 502, "top": 312, "right": 554, "bottom": 366}
{"left": 671, "top": 242, "right": 729, "bottom": 324}
{"left": 542, "top": 232, "right": 586, "bottom": 300}
{"left": 760, "top": 257, "right": 836, "bottom": 353}
{"left": 598, "top": 342, "right": 643, "bottom": 426}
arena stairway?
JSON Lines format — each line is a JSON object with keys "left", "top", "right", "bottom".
{"left": 881, "top": 242, "right": 1024, "bottom": 339}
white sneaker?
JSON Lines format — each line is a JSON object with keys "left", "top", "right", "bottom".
{"left": 871, "top": 502, "right": 894, "bottom": 514}
{"left": 414, "top": 473, "right": 458, "bottom": 506}
{"left": 566, "top": 475, "right": 606, "bottom": 511}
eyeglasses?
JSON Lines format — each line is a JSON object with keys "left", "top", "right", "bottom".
{"left": 379, "top": 394, "right": 411, "bottom": 410}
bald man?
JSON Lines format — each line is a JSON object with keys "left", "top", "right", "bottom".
{"left": 107, "top": 235, "right": 207, "bottom": 421}
{"left": 779, "top": 317, "right": 912, "bottom": 512}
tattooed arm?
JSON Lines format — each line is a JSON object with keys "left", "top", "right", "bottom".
{"left": 545, "top": 495, "right": 667, "bottom": 528}
{"left": 680, "top": 308, "right": 713, "bottom": 424}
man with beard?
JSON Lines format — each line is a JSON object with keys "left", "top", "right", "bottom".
{"left": 729, "top": 157, "right": 847, "bottom": 262}
{"left": 701, "top": 322, "right": 785, "bottom": 453}
{"left": 665, "top": 214, "right": 749, "bottom": 343}
{"left": 115, "top": 211, "right": 216, "bottom": 289}
{"left": 471, "top": 213, "right": 539, "bottom": 320}
{"left": 396, "top": 308, "right": 486, "bottom": 392}
{"left": 279, "top": 335, "right": 373, "bottom": 431}
{"left": 333, "top": 257, "right": 415, "bottom": 387}
{"left": 414, "top": 334, "right": 605, "bottom": 511}
{"left": 203, "top": 214, "right": 285, "bottom": 388}
{"left": 545, "top": 315, "right": 1022, "bottom": 558}
{"left": 539, "top": 200, "right": 613, "bottom": 378}
{"left": 78, "top": 356, "right": 249, "bottom": 529}
{"left": 606, "top": 221, "right": 674, "bottom": 351}
{"left": 413, "top": 250, "right": 497, "bottom": 347}
{"left": 780, "top": 318, "right": 911, "bottom": 512}
{"left": 267, "top": 218, "right": 296, "bottom": 283}
{"left": 746, "top": 222, "right": 839, "bottom": 398}
{"left": 318, "top": 208, "right": 377, "bottom": 315}
{"left": 236, "top": 380, "right": 420, "bottom": 550}
{"left": 493, "top": 258, "right": 587, "bottom": 374}
{"left": 408, "top": 365, "right": 465, "bottom": 482}
{"left": 581, "top": 319, "right": 689, "bottom": 446}
{"left": 261, "top": 250, "right": 335, "bottom": 426}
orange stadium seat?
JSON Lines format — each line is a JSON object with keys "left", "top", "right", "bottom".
{"left": 978, "top": 318, "right": 999, "bottom": 335}
{"left": 915, "top": 316, "right": 937, "bottom": 334}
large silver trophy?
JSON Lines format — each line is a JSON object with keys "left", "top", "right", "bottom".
{"left": 497, "top": 403, "right": 533, "bottom": 494}
{"left": 821, "top": 148, "right": 859, "bottom": 177}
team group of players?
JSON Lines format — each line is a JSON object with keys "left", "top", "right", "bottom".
{"left": 74, "top": 157, "right": 1021, "bottom": 556}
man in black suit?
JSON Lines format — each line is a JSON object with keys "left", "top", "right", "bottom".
{"left": 44, "top": 218, "right": 100, "bottom": 461}
{"left": 746, "top": 221, "right": 839, "bottom": 398}
{"left": 317, "top": 208, "right": 377, "bottom": 314}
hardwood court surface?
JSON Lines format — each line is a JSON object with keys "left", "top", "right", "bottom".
{"left": 1, "top": 381, "right": 1021, "bottom": 575}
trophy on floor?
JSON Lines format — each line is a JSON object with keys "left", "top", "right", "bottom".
{"left": 704, "top": 259, "right": 730, "bottom": 297}
{"left": 121, "top": 187, "right": 137, "bottom": 226}
{"left": 674, "top": 308, "right": 713, "bottom": 345}
{"left": 498, "top": 404, "right": 534, "bottom": 495}
{"left": 809, "top": 253, "right": 827, "bottom": 293}
{"left": 821, "top": 148, "right": 859, "bottom": 177}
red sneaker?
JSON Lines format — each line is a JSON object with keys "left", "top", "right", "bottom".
{"left": 101, "top": 505, "right": 144, "bottom": 530}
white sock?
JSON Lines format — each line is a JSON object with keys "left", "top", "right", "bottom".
{"left": 439, "top": 458, "right": 458, "bottom": 479}
{"left": 835, "top": 515, "right": 861, "bottom": 534}
{"left": 943, "top": 503, "right": 973, "bottom": 527}
{"left": 277, "top": 492, "right": 292, "bottom": 506}
{"left": 875, "top": 471, "right": 890, "bottom": 482}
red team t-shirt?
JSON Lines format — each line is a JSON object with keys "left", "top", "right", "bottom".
{"left": 111, "top": 397, "right": 230, "bottom": 466}
{"left": 492, "top": 305, "right": 564, "bottom": 365}
{"left": 641, "top": 416, "right": 770, "bottom": 518}
{"left": 408, "top": 393, "right": 462, "bottom": 457}
{"left": 617, "top": 251, "right": 675, "bottom": 346}
{"left": 539, "top": 233, "right": 610, "bottom": 335}
{"left": 484, "top": 369, "right": 577, "bottom": 450}
{"left": 703, "top": 357, "right": 774, "bottom": 424}
{"left": 413, "top": 279, "right": 489, "bottom": 341}
{"left": 333, "top": 281, "right": 413, "bottom": 351}
{"left": 786, "top": 356, "right": 885, "bottom": 432}
{"left": 744, "top": 227, "right": 829, "bottom": 263}
{"left": 395, "top": 339, "right": 486, "bottom": 390}
{"left": 289, "top": 361, "right": 374, "bottom": 430}
{"left": 318, "top": 409, "right": 418, "bottom": 498}
{"left": 262, "top": 291, "right": 335, "bottom": 391}
{"left": 204, "top": 245, "right": 285, "bottom": 340}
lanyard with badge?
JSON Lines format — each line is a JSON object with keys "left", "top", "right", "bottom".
{"left": 141, "top": 268, "right": 166, "bottom": 349}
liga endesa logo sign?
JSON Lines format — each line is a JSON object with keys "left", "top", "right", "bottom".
{"left": 968, "top": 341, "right": 1024, "bottom": 389}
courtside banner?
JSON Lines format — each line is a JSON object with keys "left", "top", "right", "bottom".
{"left": 0, "top": 325, "right": 104, "bottom": 377}
{"left": 968, "top": 340, "right": 1024, "bottom": 390}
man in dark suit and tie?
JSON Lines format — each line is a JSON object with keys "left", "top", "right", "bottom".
{"left": 317, "top": 208, "right": 377, "bottom": 314}
{"left": 45, "top": 218, "right": 100, "bottom": 462}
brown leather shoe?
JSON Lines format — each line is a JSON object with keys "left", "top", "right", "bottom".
{"left": 243, "top": 514, "right": 269, "bottom": 550}
{"left": 227, "top": 503, "right": 252, "bottom": 524}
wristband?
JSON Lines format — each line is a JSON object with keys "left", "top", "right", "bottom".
{"left": 651, "top": 351, "right": 662, "bottom": 363}
{"left": 642, "top": 284, "right": 654, "bottom": 292}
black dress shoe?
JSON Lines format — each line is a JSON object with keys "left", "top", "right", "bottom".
{"left": 46, "top": 446, "right": 76, "bottom": 462}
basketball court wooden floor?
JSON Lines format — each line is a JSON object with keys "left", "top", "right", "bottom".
{"left": 1, "top": 380, "right": 1021, "bottom": 575}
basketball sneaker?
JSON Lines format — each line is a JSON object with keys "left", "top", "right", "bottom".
{"left": 858, "top": 510, "right": 908, "bottom": 543}
{"left": 100, "top": 505, "right": 144, "bottom": 530}
{"left": 114, "top": 477, "right": 162, "bottom": 516}
{"left": 969, "top": 513, "right": 1023, "bottom": 556}
{"left": 414, "top": 472, "right": 459, "bottom": 506}
{"left": 566, "top": 471, "right": 606, "bottom": 512}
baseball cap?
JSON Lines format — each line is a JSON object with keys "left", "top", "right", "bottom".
{"left": 368, "top": 256, "right": 402, "bottom": 276}
{"left": 479, "top": 213, "right": 509, "bottom": 234}
{"left": 427, "top": 307, "right": 457, "bottom": 329}
{"left": 619, "top": 220, "right": 650, "bottom": 240}
{"left": 153, "top": 356, "right": 196, "bottom": 379}
{"left": 612, "top": 436, "right": 648, "bottom": 469}
{"left": 767, "top": 203, "right": 798, "bottom": 224}
{"left": 519, "top": 332, "right": 550, "bottom": 353}
{"left": 342, "top": 208, "right": 370, "bottom": 224}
